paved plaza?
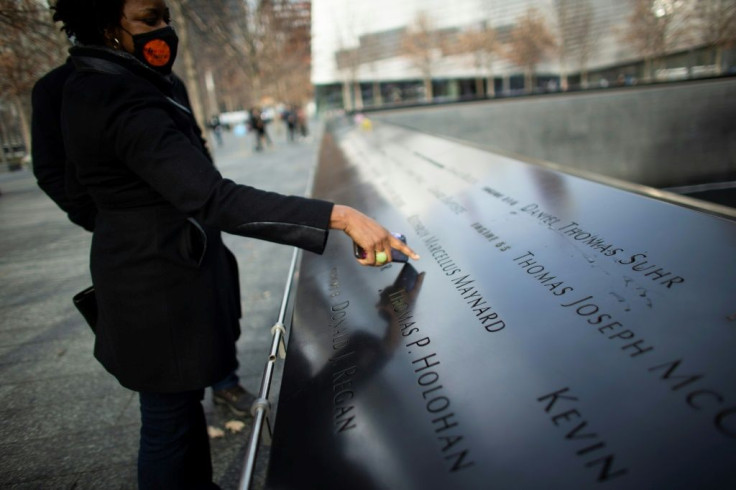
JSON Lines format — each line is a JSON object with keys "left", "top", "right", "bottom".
{"left": 0, "top": 120, "right": 321, "bottom": 489}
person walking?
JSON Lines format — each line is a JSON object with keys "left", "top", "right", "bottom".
{"left": 48, "top": 1, "right": 417, "bottom": 489}
{"left": 208, "top": 115, "right": 224, "bottom": 147}
{"left": 283, "top": 105, "right": 297, "bottom": 142}
{"left": 248, "top": 107, "right": 269, "bottom": 151}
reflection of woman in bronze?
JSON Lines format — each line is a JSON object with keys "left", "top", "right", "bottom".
{"left": 268, "top": 264, "right": 425, "bottom": 488}
{"left": 376, "top": 264, "right": 426, "bottom": 350}
{"left": 50, "top": 0, "right": 418, "bottom": 488}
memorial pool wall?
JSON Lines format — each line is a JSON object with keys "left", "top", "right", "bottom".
{"left": 367, "top": 77, "right": 736, "bottom": 189}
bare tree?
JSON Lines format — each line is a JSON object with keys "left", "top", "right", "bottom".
{"left": 180, "top": 0, "right": 253, "bottom": 112}
{"left": 504, "top": 8, "right": 556, "bottom": 93}
{"left": 455, "top": 24, "right": 498, "bottom": 97}
{"left": 401, "top": 11, "right": 442, "bottom": 101}
{"left": 621, "top": 0, "right": 689, "bottom": 81}
{"left": 242, "top": 0, "right": 313, "bottom": 107}
{"left": 0, "top": 0, "right": 63, "bottom": 160}
{"left": 188, "top": 0, "right": 267, "bottom": 108}
{"left": 688, "top": 0, "right": 736, "bottom": 75}
{"left": 554, "top": 0, "right": 596, "bottom": 90}
{"left": 181, "top": 0, "right": 313, "bottom": 114}
{"left": 264, "top": 1, "right": 312, "bottom": 105}
{"left": 0, "top": 0, "right": 313, "bottom": 158}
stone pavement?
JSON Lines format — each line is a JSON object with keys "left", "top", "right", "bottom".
{"left": 0, "top": 120, "right": 322, "bottom": 490}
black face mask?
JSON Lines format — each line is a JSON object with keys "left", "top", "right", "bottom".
{"left": 127, "top": 26, "right": 178, "bottom": 75}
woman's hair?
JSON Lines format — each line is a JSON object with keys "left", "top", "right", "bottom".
{"left": 52, "top": 0, "right": 126, "bottom": 46}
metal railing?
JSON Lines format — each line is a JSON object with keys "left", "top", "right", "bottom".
{"left": 238, "top": 247, "right": 300, "bottom": 490}
{"left": 238, "top": 123, "right": 322, "bottom": 489}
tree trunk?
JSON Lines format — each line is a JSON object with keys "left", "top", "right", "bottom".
{"left": 579, "top": 56, "right": 589, "bottom": 88}
{"left": 715, "top": 46, "right": 723, "bottom": 75}
{"left": 205, "top": 70, "right": 219, "bottom": 118}
{"left": 653, "top": 57, "right": 664, "bottom": 81}
{"left": 525, "top": 67, "right": 533, "bottom": 93}
{"left": 686, "top": 49, "right": 694, "bottom": 79}
{"left": 486, "top": 75, "right": 495, "bottom": 98}
{"left": 475, "top": 77, "right": 484, "bottom": 97}
{"left": 353, "top": 81, "right": 363, "bottom": 110}
{"left": 0, "top": 116, "right": 8, "bottom": 165}
{"left": 644, "top": 57, "right": 653, "bottom": 82}
{"left": 13, "top": 96, "right": 31, "bottom": 165}
{"left": 250, "top": 77, "right": 263, "bottom": 107}
{"left": 342, "top": 80, "right": 353, "bottom": 111}
{"left": 372, "top": 81, "right": 383, "bottom": 107}
{"left": 423, "top": 77, "right": 433, "bottom": 101}
{"left": 169, "top": 1, "right": 206, "bottom": 131}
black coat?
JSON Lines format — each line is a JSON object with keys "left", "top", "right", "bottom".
{"left": 31, "top": 59, "right": 97, "bottom": 231}
{"left": 62, "top": 47, "right": 333, "bottom": 392}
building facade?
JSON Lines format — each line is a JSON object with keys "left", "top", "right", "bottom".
{"left": 311, "top": 0, "right": 734, "bottom": 112}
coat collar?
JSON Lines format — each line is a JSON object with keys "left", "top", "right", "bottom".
{"left": 69, "top": 45, "right": 176, "bottom": 93}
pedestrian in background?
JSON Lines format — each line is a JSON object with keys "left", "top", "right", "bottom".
{"left": 208, "top": 115, "right": 224, "bottom": 147}
{"left": 48, "top": 1, "right": 417, "bottom": 489}
{"left": 283, "top": 105, "right": 297, "bottom": 142}
{"left": 248, "top": 107, "right": 270, "bottom": 151}
{"left": 297, "top": 105, "right": 309, "bottom": 138}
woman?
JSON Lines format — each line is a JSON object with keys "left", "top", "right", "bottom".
{"left": 51, "top": 0, "right": 417, "bottom": 488}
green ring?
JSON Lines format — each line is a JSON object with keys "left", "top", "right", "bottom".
{"left": 375, "top": 251, "right": 388, "bottom": 264}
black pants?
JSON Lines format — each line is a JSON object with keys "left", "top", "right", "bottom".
{"left": 138, "top": 389, "right": 219, "bottom": 489}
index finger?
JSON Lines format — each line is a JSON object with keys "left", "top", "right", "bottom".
{"left": 389, "top": 235, "right": 420, "bottom": 261}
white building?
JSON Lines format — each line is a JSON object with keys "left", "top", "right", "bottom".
{"left": 311, "top": 0, "right": 730, "bottom": 111}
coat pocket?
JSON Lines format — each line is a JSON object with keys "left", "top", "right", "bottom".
{"left": 184, "top": 217, "right": 208, "bottom": 267}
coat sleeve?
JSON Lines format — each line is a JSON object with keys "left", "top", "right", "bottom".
{"left": 106, "top": 86, "right": 333, "bottom": 254}
{"left": 31, "top": 65, "right": 98, "bottom": 232}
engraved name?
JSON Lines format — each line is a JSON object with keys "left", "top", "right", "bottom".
{"left": 514, "top": 252, "right": 735, "bottom": 439}
{"left": 408, "top": 215, "right": 508, "bottom": 333}
{"left": 514, "top": 251, "right": 655, "bottom": 359}
{"left": 393, "top": 288, "right": 475, "bottom": 473}
{"left": 429, "top": 186, "right": 467, "bottom": 215}
{"left": 538, "top": 387, "right": 628, "bottom": 482}
{"left": 517, "top": 203, "right": 686, "bottom": 289}
{"left": 328, "top": 300, "right": 358, "bottom": 433}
